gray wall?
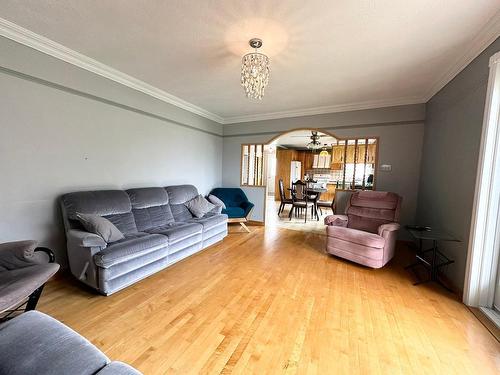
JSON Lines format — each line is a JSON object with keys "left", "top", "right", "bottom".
{"left": 222, "top": 105, "right": 425, "bottom": 232}
{"left": 417, "top": 38, "right": 500, "bottom": 291}
{"left": 0, "top": 37, "right": 223, "bottom": 265}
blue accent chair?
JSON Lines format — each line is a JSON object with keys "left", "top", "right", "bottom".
{"left": 210, "top": 188, "right": 254, "bottom": 232}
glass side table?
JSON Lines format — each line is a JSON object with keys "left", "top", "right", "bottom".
{"left": 405, "top": 226, "right": 460, "bottom": 291}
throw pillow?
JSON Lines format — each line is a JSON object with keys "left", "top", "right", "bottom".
{"left": 76, "top": 213, "right": 124, "bottom": 243}
{"left": 185, "top": 195, "right": 216, "bottom": 218}
{"left": 208, "top": 194, "right": 226, "bottom": 209}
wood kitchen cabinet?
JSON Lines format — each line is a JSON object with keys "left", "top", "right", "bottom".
{"left": 275, "top": 149, "right": 298, "bottom": 201}
{"left": 367, "top": 144, "right": 377, "bottom": 164}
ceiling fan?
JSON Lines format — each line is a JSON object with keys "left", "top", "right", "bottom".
{"left": 289, "top": 131, "right": 328, "bottom": 150}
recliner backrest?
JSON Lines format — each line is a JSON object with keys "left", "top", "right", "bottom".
{"left": 164, "top": 185, "right": 199, "bottom": 222}
{"left": 346, "top": 191, "right": 401, "bottom": 234}
{"left": 60, "top": 190, "right": 137, "bottom": 234}
{"left": 126, "top": 187, "right": 174, "bottom": 231}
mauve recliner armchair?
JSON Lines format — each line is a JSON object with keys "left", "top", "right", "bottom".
{"left": 324, "top": 191, "right": 402, "bottom": 268}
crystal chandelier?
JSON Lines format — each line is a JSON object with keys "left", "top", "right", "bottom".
{"left": 241, "top": 38, "right": 270, "bottom": 100}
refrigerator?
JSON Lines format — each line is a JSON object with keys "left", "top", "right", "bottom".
{"left": 290, "top": 161, "right": 302, "bottom": 187}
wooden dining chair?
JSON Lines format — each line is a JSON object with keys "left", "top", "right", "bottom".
{"left": 277, "top": 179, "right": 293, "bottom": 215}
{"left": 289, "top": 181, "right": 319, "bottom": 222}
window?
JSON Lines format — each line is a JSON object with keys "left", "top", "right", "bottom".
{"left": 241, "top": 144, "right": 265, "bottom": 186}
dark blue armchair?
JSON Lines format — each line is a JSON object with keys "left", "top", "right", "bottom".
{"left": 209, "top": 188, "right": 254, "bottom": 232}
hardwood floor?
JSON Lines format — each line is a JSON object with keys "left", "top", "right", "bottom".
{"left": 39, "top": 227, "right": 499, "bottom": 374}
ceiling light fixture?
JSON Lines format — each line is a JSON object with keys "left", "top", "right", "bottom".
{"left": 319, "top": 145, "right": 329, "bottom": 157}
{"left": 307, "top": 132, "right": 322, "bottom": 150}
{"left": 241, "top": 38, "right": 270, "bottom": 100}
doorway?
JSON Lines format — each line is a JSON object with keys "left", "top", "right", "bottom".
{"left": 464, "top": 51, "right": 500, "bottom": 328}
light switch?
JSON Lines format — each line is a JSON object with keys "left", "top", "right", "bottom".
{"left": 380, "top": 164, "right": 392, "bottom": 172}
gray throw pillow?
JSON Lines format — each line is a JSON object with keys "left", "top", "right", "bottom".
{"left": 185, "top": 195, "right": 216, "bottom": 218}
{"left": 208, "top": 194, "right": 226, "bottom": 209}
{"left": 76, "top": 213, "right": 124, "bottom": 243}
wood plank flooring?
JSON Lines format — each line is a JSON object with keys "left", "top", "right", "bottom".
{"left": 39, "top": 227, "right": 500, "bottom": 374}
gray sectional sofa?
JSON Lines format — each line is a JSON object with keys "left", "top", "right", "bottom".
{"left": 60, "top": 185, "right": 227, "bottom": 295}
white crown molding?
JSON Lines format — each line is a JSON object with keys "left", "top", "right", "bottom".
{"left": 222, "top": 96, "right": 425, "bottom": 124}
{"left": 1, "top": 13, "right": 498, "bottom": 126}
{"left": 0, "top": 17, "right": 225, "bottom": 124}
{"left": 423, "top": 11, "right": 500, "bottom": 102}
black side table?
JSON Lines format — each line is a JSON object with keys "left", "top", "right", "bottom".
{"left": 405, "top": 227, "right": 460, "bottom": 291}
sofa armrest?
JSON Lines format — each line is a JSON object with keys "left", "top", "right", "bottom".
{"left": 378, "top": 223, "right": 401, "bottom": 237}
{"left": 0, "top": 240, "right": 50, "bottom": 270}
{"left": 240, "top": 201, "right": 255, "bottom": 217}
{"left": 67, "top": 229, "right": 107, "bottom": 248}
{"left": 209, "top": 205, "right": 223, "bottom": 214}
{"left": 324, "top": 215, "right": 348, "bottom": 227}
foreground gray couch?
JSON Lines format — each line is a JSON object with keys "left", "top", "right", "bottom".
{"left": 0, "top": 311, "right": 141, "bottom": 374}
{"left": 60, "top": 185, "right": 228, "bottom": 295}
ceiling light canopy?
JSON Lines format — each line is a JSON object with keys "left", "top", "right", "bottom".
{"left": 241, "top": 38, "right": 270, "bottom": 100}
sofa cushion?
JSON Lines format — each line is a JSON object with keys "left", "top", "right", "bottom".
{"left": 94, "top": 233, "right": 168, "bottom": 268}
{"left": 61, "top": 190, "right": 131, "bottom": 218}
{"left": 326, "top": 226, "right": 385, "bottom": 249}
{"left": 0, "top": 311, "right": 109, "bottom": 375}
{"left": 127, "top": 188, "right": 174, "bottom": 231}
{"left": 147, "top": 222, "right": 202, "bottom": 244}
{"left": 222, "top": 207, "right": 245, "bottom": 219}
{"left": 189, "top": 213, "right": 228, "bottom": 231}
{"left": 184, "top": 195, "right": 216, "bottom": 218}
{"left": 165, "top": 185, "right": 198, "bottom": 205}
{"left": 76, "top": 213, "right": 124, "bottom": 243}
{"left": 62, "top": 190, "right": 138, "bottom": 234}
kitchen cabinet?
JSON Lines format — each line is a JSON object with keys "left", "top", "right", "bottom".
{"left": 367, "top": 144, "right": 377, "bottom": 164}
{"left": 312, "top": 154, "right": 331, "bottom": 168}
{"left": 275, "top": 149, "right": 298, "bottom": 200}
{"left": 332, "top": 145, "right": 345, "bottom": 163}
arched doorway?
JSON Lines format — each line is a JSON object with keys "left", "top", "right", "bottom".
{"left": 261, "top": 128, "right": 378, "bottom": 230}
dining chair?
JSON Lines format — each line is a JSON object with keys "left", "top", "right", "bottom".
{"left": 277, "top": 179, "right": 293, "bottom": 215}
{"left": 289, "top": 181, "right": 319, "bottom": 222}
{"left": 317, "top": 199, "right": 335, "bottom": 215}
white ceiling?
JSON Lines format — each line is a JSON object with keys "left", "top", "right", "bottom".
{"left": 0, "top": 1, "right": 499, "bottom": 124}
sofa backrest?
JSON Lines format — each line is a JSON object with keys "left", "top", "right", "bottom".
{"left": 210, "top": 188, "right": 248, "bottom": 207}
{"left": 126, "top": 187, "right": 174, "bottom": 232}
{"left": 60, "top": 190, "right": 137, "bottom": 234}
{"left": 164, "top": 185, "right": 198, "bottom": 222}
{"left": 346, "top": 191, "right": 401, "bottom": 234}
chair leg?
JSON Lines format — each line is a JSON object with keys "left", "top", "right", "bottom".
{"left": 240, "top": 222, "right": 251, "bottom": 233}
{"left": 26, "top": 285, "right": 45, "bottom": 311}
{"left": 278, "top": 202, "right": 283, "bottom": 215}
{"left": 289, "top": 206, "right": 293, "bottom": 220}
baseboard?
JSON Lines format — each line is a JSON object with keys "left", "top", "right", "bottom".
{"left": 248, "top": 220, "right": 265, "bottom": 226}
{"left": 469, "top": 307, "right": 500, "bottom": 342}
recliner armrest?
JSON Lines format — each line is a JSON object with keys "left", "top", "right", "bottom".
{"left": 324, "top": 215, "right": 348, "bottom": 227}
{"left": 67, "top": 229, "right": 107, "bottom": 248}
{"left": 378, "top": 223, "right": 400, "bottom": 237}
{"left": 0, "top": 240, "right": 49, "bottom": 270}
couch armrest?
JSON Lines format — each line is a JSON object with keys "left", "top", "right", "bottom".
{"left": 0, "top": 240, "right": 50, "bottom": 270}
{"left": 240, "top": 201, "right": 255, "bottom": 217}
{"left": 67, "top": 229, "right": 107, "bottom": 248}
{"left": 209, "top": 205, "right": 223, "bottom": 214}
{"left": 324, "top": 215, "right": 348, "bottom": 227}
{"left": 378, "top": 223, "right": 401, "bottom": 237}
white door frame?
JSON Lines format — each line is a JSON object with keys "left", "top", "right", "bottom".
{"left": 463, "top": 51, "right": 500, "bottom": 307}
